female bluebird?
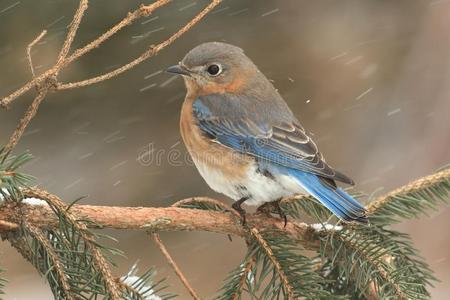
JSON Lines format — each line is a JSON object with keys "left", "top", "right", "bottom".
{"left": 167, "top": 42, "right": 367, "bottom": 224}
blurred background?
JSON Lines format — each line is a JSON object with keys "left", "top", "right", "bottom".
{"left": 0, "top": 0, "right": 449, "bottom": 298}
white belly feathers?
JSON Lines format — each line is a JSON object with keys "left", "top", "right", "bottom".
{"left": 192, "top": 156, "right": 307, "bottom": 206}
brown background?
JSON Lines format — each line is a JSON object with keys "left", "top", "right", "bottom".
{"left": 0, "top": 0, "right": 449, "bottom": 299}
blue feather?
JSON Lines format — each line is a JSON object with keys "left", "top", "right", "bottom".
{"left": 285, "top": 169, "right": 367, "bottom": 223}
{"left": 193, "top": 96, "right": 367, "bottom": 222}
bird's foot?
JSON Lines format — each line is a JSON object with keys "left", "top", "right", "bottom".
{"left": 256, "top": 202, "right": 272, "bottom": 216}
{"left": 273, "top": 200, "right": 288, "bottom": 228}
{"left": 257, "top": 199, "right": 288, "bottom": 228}
{"left": 232, "top": 197, "right": 248, "bottom": 225}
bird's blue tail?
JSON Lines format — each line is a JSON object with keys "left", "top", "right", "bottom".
{"left": 287, "top": 169, "right": 367, "bottom": 223}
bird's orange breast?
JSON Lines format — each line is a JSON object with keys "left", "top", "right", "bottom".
{"left": 179, "top": 95, "right": 252, "bottom": 180}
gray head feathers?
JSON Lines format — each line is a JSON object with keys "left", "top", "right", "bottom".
{"left": 181, "top": 42, "right": 247, "bottom": 69}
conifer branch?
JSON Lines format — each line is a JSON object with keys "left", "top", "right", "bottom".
{"left": 249, "top": 228, "right": 295, "bottom": 299}
{"left": 335, "top": 229, "right": 406, "bottom": 299}
{"left": 23, "top": 188, "right": 123, "bottom": 299}
{"left": 216, "top": 251, "right": 256, "bottom": 300}
{"left": 1, "top": 160, "right": 448, "bottom": 298}
{"left": 0, "top": 195, "right": 314, "bottom": 246}
{"left": 0, "top": 0, "right": 447, "bottom": 297}
{"left": 232, "top": 257, "right": 255, "bottom": 300}
{"left": 367, "top": 167, "right": 450, "bottom": 215}
{"left": 23, "top": 222, "right": 74, "bottom": 300}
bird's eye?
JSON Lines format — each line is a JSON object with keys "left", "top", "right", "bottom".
{"left": 206, "top": 64, "right": 222, "bottom": 76}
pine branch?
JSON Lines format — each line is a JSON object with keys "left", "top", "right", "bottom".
{"left": 118, "top": 264, "right": 175, "bottom": 300}
{"left": 250, "top": 228, "right": 295, "bottom": 298}
{"left": 1, "top": 149, "right": 449, "bottom": 299}
{"left": 0, "top": 149, "right": 34, "bottom": 200}
{"left": 0, "top": 194, "right": 315, "bottom": 248}
{"left": 216, "top": 251, "right": 256, "bottom": 300}
{"left": 318, "top": 225, "right": 436, "bottom": 299}
{"left": 368, "top": 167, "right": 450, "bottom": 223}
{"left": 23, "top": 188, "right": 123, "bottom": 299}
{"left": 247, "top": 228, "right": 334, "bottom": 299}
{"left": 22, "top": 223, "right": 74, "bottom": 300}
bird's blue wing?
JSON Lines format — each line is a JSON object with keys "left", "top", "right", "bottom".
{"left": 193, "top": 94, "right": 367, "bottom": 222}
{"left": 193, "top": 94, "right": 353, "bottom": 185}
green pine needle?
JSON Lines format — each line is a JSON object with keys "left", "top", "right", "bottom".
{"left": 0, "top": 148, "right": 34, "bottom": 201}
{"left": 368, "top": 167, "right": 450, "bottom": 224}
{"left": 318, "top": 225, "right": 436, "bottom": 299}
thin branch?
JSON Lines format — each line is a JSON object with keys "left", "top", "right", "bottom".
{"left": 151, "top": 233, "right": 201, "bottom": 300}
{"left": 0, "top": 0, "right": 219, "bottom": 108}
{"left": 0, "top": 220, "right": 19, "bottom": 231}
{"left": 3, "top": 90, "right": 48, "bottom": 154}
{"left": 56, "top": 0, "right": 88, "bottom": 66}
{"left": 250, "top": 228, "right": 295, "bottom": 299}
{"left": 63, "top": 0, "right": 171, "bottom": 67}
{"left": 231, "top": 256, "right": 255, "bottom": 300}
{"left": 0, "top": 69, "right": 53, "bottom": 109}
{"left": 56, "top": 0, "right": 222, "bottom": 90}
{"left": 367, "top": 168, "right": 450, "bottom": 214}
{"left": 24, "top": 222, "right": 75, "bottom": 300}
{"left": 114, "top": 278, "right": 147, "bottom": 300}
{"left": 27, "top": 30, "right": 47, "bottom": 77}
{"left": 148, "top": 198, "right": 229, "bottom": 299}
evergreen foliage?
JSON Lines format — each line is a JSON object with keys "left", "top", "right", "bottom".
{"left": 1, "top": 146, "right": 449, "bottom": 299}
{"left": 0, "top": 148, "right": 172, "bottom": 300}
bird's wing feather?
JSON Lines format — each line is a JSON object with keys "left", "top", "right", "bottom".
{"left": 193, "top": 94, "right": 354, "bottom": 185}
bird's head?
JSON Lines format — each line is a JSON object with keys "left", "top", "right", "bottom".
{"left": 166, "top": 42, "right": 258, "bottom": 95}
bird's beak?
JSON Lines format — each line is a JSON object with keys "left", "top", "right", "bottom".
{"left": 166, "top": 64, "right": 191, "bottom": 76}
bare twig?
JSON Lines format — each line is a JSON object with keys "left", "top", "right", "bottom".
{"left": 148, "top": 198, "right": 230, "bottom": 300}
{"left": 63, "top": 0, "right": 171, "bottom": 66}
{"left": 151, "top": 233, "right": 201, "bottom": 300}
{"left": 56, "top": 0, "right": 222, "bottom": 90}
{"left": 0, "top": 0, "right": 221, "bottom": 108}
{"left": 0, "top": 69, "right": 53, "bottom": 109}
{"left": 27, "top": 30, "right": 47, "bottom": 77}
{"left": 3, "top": 90, "right": 48, "bottom": 154}
{"left": 56, "top": 0, "right": 88, "bottom": 66}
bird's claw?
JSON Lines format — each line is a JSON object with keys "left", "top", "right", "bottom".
{"left": 257, "top": 200, "right": 288, "bottom": 228}
{"left": 232, "top": 201, "right": 247, "bottom": 225}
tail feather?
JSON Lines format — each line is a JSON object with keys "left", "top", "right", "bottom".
{"left": 288, "top": 169, "right": 367, "bottom": 223}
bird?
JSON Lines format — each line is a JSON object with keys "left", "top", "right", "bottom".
{"left": 166, "top": 42, "right": 367, "bottom": 224}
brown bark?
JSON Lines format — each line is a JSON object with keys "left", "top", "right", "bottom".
{"left": 0, "top": 200, "right": 318, "bottom": 248}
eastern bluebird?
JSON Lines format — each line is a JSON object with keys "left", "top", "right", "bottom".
{"left": 167, "top": 42, "right": 367, "bottom": 224}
